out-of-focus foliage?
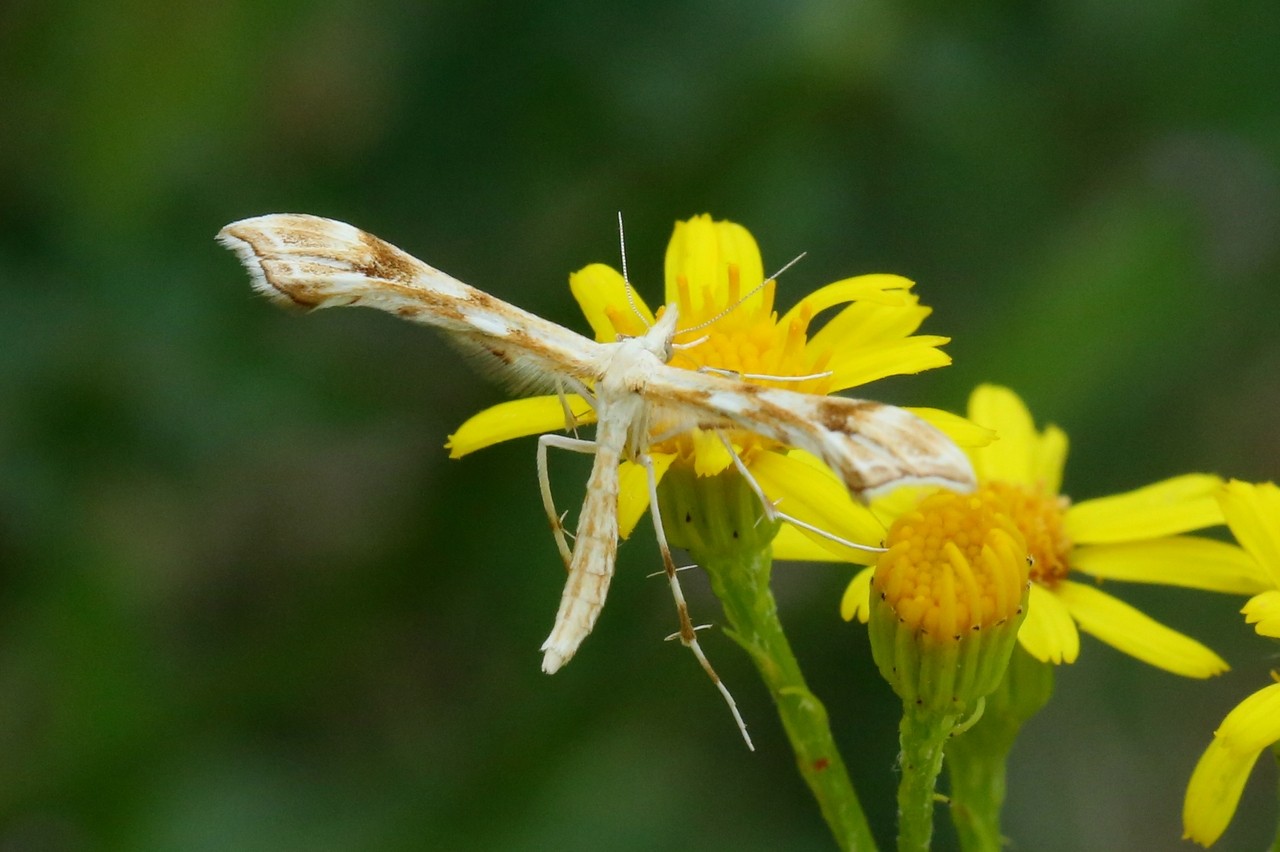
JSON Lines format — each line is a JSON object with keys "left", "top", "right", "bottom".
{"left": 2, "top": 1, "right": 1278, "bottom": 849}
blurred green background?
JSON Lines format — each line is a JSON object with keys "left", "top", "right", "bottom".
{"left": 3, "top": 1, "right": 1279, "bottom": 849}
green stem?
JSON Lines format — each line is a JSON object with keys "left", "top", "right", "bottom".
{"left": 703, "top": 548, "right": 878, "bottom": 852}
{"left": 944, "top": 723, "right": 1007, "bottom": 851}
{"left": 944, "top": 646, "right": 1054, "bottom": 852}
{"left": 895, "top": 710, "right": 954, "bottom": 852}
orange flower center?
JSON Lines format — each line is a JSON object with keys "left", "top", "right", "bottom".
{"left": 873, "top": 487, "right": 1029, "bottom": 639}
{"left": 985, "top": 481, "right": 1072, "bottom": 587}
{"left": 640, "top": 264, "right": 834, "bottom": 469}
{"left": 665, "top": 266, "right": 834, "bottom": 395}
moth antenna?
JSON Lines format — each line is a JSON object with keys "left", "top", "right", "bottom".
{"left": 617, "top": 211, "right": 649, "bottom": 328}
{"left": 678, "top": 251, "right": 807, "bottom": 337}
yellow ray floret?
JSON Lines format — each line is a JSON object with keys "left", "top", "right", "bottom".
{"left": 1184, "top": 681, "right": 1280, "bottom": 846}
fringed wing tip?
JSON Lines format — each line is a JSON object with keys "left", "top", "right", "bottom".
{"left": 838, "top": 411, "right": 978, "bottom": 503}
{"left": 216, "top": 216, "right": 313, "bottom": 309}
{"left": 844, "top": 406, "right": 979, "bottom": 502}
{"left": 217, "top": 221, "right": 285, "bottom": 306}
{"left": 866, "top": 434, "right": 979, "bottom": 500}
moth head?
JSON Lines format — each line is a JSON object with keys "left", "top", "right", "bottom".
{"left": 643, "top": 304, "right": 681, "bottom": 362}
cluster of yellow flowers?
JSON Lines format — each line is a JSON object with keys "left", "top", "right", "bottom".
{"left": 452, "top": 214, "right": 1278, "bottom": 847}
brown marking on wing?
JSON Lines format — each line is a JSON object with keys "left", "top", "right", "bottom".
{"left": 271, "top": 279, "right": 322, "bottom": 309}
{"left": 480, "top": 344, "right": 516, "bottom": 367}
{"left": 462, "top": 287, "right": 503, "bottom": 312}
{"left": 390, "top": 301, "right": 466, "bottom": 328}
{"left": 355, "top": 230, "right": 422, "bottom": 284}
{"left": 814, "top": 398, "right": 877, "bottom": 433}
{"left": 505, "top": 325, "right": 539, "bottom": 351}
{"left": 656, "top": 385, "right": 925, "bottom": 496}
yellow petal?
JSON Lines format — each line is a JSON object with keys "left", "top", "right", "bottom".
{"left": 1070, "top": 537, "right": 1270, "bottom": 595}
{"left": 1183, "top": 682, "right": 1280, "bottom": 846}
{"left": 778, "top": 274, "right": 915, "bottom": 327}
{"left": 904, "top": 407, "right": 997, "bottom": 449}
{"left": 715, "top": 220, "right": 765, "bottom": 306}
{"left": 569, "top": 263, "right": 654, "bottom": 341}
{"left": 1217, "top": 681, "right": 1280, "bottom": 751}
{"left": 617, "top": 454, "right": 675, "bottom": 539}
{"left": 1017, "top": 582, "right": 1080, "bottom": 664}
{"left": 447, "top": 395, "right": 596, "bottom": 458}
{"left": 689, "top": 428, "right": 734, "bottom": 477}
{"left": 967, "top": 384, "right": 1041, "bottom": 486}
{"left": 1034, "top": 425, "right": 1069, "bottom": 495}
{"left": 1183, "top": 733, "right": 1259, "bottom": 847}
{"left": 839, "top": 566, "right": 876, "bottom": 622}
{"left": 1242, "top": 590, "right": 1280, "bottom": 638}
{"left": 867, "top": 483, "right": 935, "bottom": 528}
{"left": 748, "top": 449, "right": 886, "bottom": 562}
{"left": 1066, "top": 474, "right": 1226, "bottom": 543}
{"left": 772, "top": 525, "right": 845, "bottom": 562}
{"left": 825, "top": 336, "right": 953, "bottom": 391}
{"left": 1054, "top": 579, "right": 1228, "bottom": 678}
{"left": 1219, "top": 480, "right": 1280, "bottom": 586}
{"left": 664, "top": 215, "right": 765, "bottom": 316}
{"left": 805, "top": 296, "right": 931, "bottom": 359}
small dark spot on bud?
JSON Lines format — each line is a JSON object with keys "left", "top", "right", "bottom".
{"left": 732, "top": 530, "right": 739, "bottom": 538}
{"left": 813, "top": 757, "right": 830, "bottom": 772}
{"left": 684, "top": 511, "right": 692, "bottom": 523}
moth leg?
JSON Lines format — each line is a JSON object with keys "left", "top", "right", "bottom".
{"left": 537, "top": 433, "right": 599, "bottom": 572}
{"left": 640, "top": 452, "right": 754, "bottom": 751}
{"left": 717, "top": 433, "right": 885, "bottom": 555}
{"left": 671, "top": 333, "right": 709, "bottom": 351}
{"left": 554, "top": 379, "right": 591, "bottom": 440}
{"left": 696, "top": 365, "right": 833, "bottom": 384}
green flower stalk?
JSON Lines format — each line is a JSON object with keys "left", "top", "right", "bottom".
{"left": 866, "top": 488, "right": 1031, "bottom": 852}
{"left": 945, "top": 646, "right": 1054, "bottom": 851}
{"left": 660, "top": 464, "right": 877, "bottom": 852}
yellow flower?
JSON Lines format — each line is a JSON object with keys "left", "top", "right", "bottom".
{"left": 868, "top": 487, "right": 1031, "bottom": 715}
{"left": 1218, "top": 480, "right": 1280, "bottom": 638}
{"left": 447, "top": 214, "right": 954, "bottom": 546}
{"left": 1183, "top": 679, "right": 1280, "bottom": 847}
{"left": 1183, "top": 480, "right": 1280, "bottom": 847}
{"left": 830, "top": 384, "right": 1260, "bottom": 678}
